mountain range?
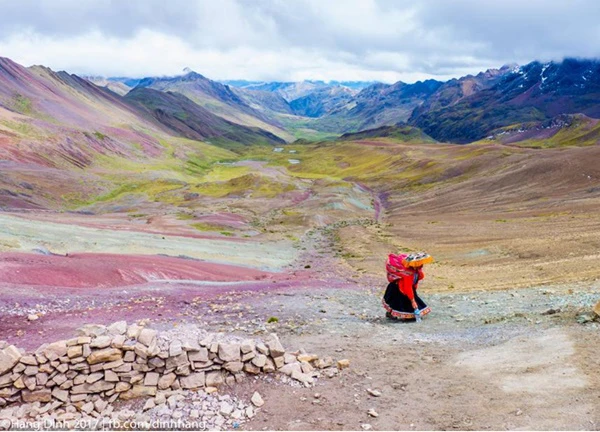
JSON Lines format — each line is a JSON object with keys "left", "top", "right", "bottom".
{"left": 1, "top": 55, "right": 600, "bottom": 159}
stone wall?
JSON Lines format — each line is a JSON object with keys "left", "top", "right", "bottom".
{"left": 0, "top": 321, "right": 346, "bottom": 413}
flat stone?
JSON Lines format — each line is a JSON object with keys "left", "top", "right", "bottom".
{"left": 251, "top": 391, "right": 264, "bottom": 407}
{"left": 367, "top": 389, "right": 382, "bottom": 397}
{"left": 300, "top": 361, "right": 314, "bottom": 373}
{"left": 241, "top": 351, "right": 256, "bottom": 362}
{"left": 240, "top": 340, "right": 255, "bottom": 354}
{"left": 23, "top": 375, "right": 36, "bottom": 390}
{"left": 51, "top": 387, "right": 69, "bottom": 402}
{"left": 205, "top": 371, "right": 224, "bottom": 387}
{"left": 77, "top": 324, "right": 107, "bottom": 338}
{"left": 148, "top": 357, "right": 165, "bottom": 368}
{"left": 36, "top": 372, "right": 49, "bottom": 386}
{"left": 22, "top": 389, "right": 52, "bottom": 403}
{"left": 137, "top": 329, "right": 157, "bottom": 347}
{"left": 94, "top": 399, "right": 108, "bottom": 413}
{"left": 297, "top": 354, "right": 318, "bottom": 363}
{"left": 157, "top": 373, "right": 176, "bottom": 390}
{"left": 266, "top": 334, "right": 285, "bottom": 357}
{"left": 143, "top": 399, "right": 155, "bottom": 411}
{"left": 256, "top": 343, "right": 269, "bottom": 355}
{"left": 220, "top": 401, "right": 234, "bottom": 416}
{"left": 115, "top": 382, "right": 131, "bottom": 393}
{"left": 90, "top": 336, "right": 112, "bottom": 349}
{"left": 0, "top": 345, "right": 22, "bottom": 375}
{"left": 165, "top": 353, "right": 189, "bottom": 369}
{"left": 144, "top": 372, "right": 160, "bottom": 386}
{"left": 368, "top": 408, "right": 379, "bottom": 418}
{"left": 188, "top": 348, "right": 208, "bottom": 363}
{"left": 19, "top": 355, "right": 38, "bottom": 366}
{"left": 87, "top": 348, "right": 122, "bottom": 365}
{"left": 244, "top": 363, "right": 261, "bottom": 374}
{"left": 180, "top": 372, "right": 205, "bottom": 389}
{"left": 123, "top": 351, "right": 135, "bottom": 362}
{"left": 120, "top": 385, "right": 157, "bottom": 400}
{"left": 182, "top": 338, "right": 200, "bottom": 352}
{"left": 169, "top": 340, "right": 183, "bottom": 357}
{"left": 279, "top": 362, "right": 302, "bottom": 376}
{"left": 105, "top": 370, "right": 119, "bottom": 382}
{"left": 315, "top": 356, "right": 334, "bottom": 369}
{"left": 81, "top": 401, "right": 94, "bottom": 414}
{"left": 86, "top": 372, "right": 104, "bottom": 384}
{"left": 273, "top": 356, "right": 284, "bottom": 369}
{"left": 107, "top": 321, "right": 127, "bottom": 335}
{"left": 42, "top": 341, "right": 68, "bottom": 361}
{"left": 103, "top": 359, "right": 124, "bottom": 370}
{"left": 337, "top": 359, "right": 350, "bottom": 370}
{"left": 218, "top": 343, "right": 240, "bottom": 362}
{"left": 291, "top": 369, "right": 314, "bottom": 385}
{"left": 594, "top": 300, "right": 600, "bottom": 318}
{"left": 223, "top": 361, "right": 244, "bottom": 373}
{"left": 251, "top": 354, "right": 267, "bottom": 368}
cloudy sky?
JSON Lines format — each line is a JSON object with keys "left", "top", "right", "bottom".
{"left": 0, "top": 0, "right": 599, "bottom": 83}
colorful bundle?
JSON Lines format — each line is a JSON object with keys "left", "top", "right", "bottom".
{"left": 402, "top": 252, "right": 433, "bottom": 268}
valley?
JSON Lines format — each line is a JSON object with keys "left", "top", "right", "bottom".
{"left": 0, "top": 55, "right": 599, "bottom": 430}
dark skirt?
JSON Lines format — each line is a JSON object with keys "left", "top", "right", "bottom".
{"left": 382, "top": 282, "right": 431, "bottom": 320}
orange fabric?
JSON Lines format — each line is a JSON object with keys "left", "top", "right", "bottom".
{"left": 397, "top": 268, "right": 424, "bottom": 301}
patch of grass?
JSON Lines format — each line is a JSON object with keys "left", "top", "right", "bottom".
{"left": 93, "top": 131, "right": 107, "bottom": 140}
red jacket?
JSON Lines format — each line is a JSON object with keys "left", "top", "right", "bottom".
{"left": 397, "top": 267, "right": 424, "bottom": 301}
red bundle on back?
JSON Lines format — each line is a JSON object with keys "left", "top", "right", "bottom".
{"left": 386, "top": 253, "right": 409, "bottom": 283}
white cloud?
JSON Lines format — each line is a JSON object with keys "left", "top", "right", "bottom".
{"left": 0, "top": 0, "right": 598, "bottom": 83}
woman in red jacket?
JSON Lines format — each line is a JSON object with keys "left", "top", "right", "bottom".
{"left": 383, "top": 252, "right": 432, "bottom": 321}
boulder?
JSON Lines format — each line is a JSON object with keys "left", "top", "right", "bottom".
{"left": 0, "top": 345, "right": 22, "bottom": 375}
{"left": 218, "top": 343, "right": 240, "bottom": 362}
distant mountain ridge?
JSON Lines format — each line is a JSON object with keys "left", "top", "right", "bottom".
{"left": 82, "top": 58, "right": 600, "bottom": 144}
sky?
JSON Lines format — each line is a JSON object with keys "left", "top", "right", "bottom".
{"left": 0, "top": 0, "right": 599, "bottom": 83}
